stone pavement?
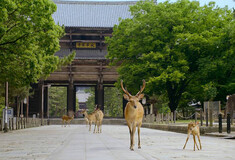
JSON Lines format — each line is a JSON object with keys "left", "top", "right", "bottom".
{"left": 0, "top": 125, "right": 235, "bottom": 160}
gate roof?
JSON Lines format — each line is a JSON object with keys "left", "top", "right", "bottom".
{"left": 53, "top": 0, "right": 136, "bottom": 28}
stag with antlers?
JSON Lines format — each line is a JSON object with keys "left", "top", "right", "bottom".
{"left": 121, "top": 79, "right": 145, "bottom": 151}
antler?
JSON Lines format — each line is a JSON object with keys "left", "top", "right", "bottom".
{"left": 121, "top": 80, "right": 132, "bottom": 97}
{"left": 136, "top": 80, "right": 146, "bottom": 96}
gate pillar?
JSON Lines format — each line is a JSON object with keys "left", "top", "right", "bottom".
{"left": 67, "top": 82, "right": 75, "bottom": 114}
{"left": 96, "top": 83, "right": 104, "bottom": 111}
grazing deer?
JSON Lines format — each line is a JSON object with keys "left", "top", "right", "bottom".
{"left": 80, "top": 109, "right": 97, "bottom": 133}
{"left": 183, "top": 121, "right": 202, "bottom": 151}
{"left": 62, "top": 114, "right": 74, "bottom": 127}
{"left": 94, "top": 109, "right": 104, "bottom": 133}
{"left": 121, "top": 80, "right": 145, "bottom": 151}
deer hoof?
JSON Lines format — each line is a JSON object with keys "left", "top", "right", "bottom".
{"left": 138, "top": 146, "right": 141, "bottom": 149}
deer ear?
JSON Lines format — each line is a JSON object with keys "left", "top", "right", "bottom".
{"left": 138, "top": 94, "right": 144, "bottom": 100}
{"left": 123, "top": 94, "right": 130, "bottom": 101}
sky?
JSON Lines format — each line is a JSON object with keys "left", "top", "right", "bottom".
{"left": 157, "top": 0, "right": 235, "bottom": 9}
{"left": 59, "top": 0, "right": 235, "bottom": 9}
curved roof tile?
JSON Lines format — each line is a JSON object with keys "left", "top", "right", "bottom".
{"left": 53, "top": 0, "right": 136, "bottom": 28}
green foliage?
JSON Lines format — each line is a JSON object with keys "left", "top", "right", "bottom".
{"left": 0, "top": 0, "right": 75, "bottom": 112}
{"left": 84, "top": 87, "right": 95, "bottom": 114}
{"left": 104, "top": 87, "right": 123, "bottom": 117}
{"left": 151, "top": 94, "right": 170, "bottom": 114}
{"left": 202, "top": 82, "right": 217, "bottom": 101}
{"left": 84, "top": 87, "right": 123, "bottom": 117}
{"left": 0, "top": 104, "right": 4, "bottom": 118}
{"left": 0, "top": 83, "right": 5, "bottom": 117}
{"left": 106, "top": 0, "right": 235, "bottom": 111}
{"left": 49, "top": 87, "right": 67, "bottom": 118}
{"left": 0, "top": 0, "right": 74, "bottom": 88}
{"left": 58, "top": 51, "right": 76, "bottom": 67}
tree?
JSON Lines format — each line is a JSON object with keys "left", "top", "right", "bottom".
{"left": 0, "top": 0, "right": 75, "bottom": 88}
{"left": 106, "top": 0, "right": 235, "bottom": 112}
{"left": 84, "top": 87, "right": 95, "bottom": 114}
{"left": 0, "top": 0, "right": 75, "bottom": 115}
{"left": 104, "top": 87, "right": 123, "bottom": 117}
{"left": 49, "top": 87, "right": 67, "bottom": 118}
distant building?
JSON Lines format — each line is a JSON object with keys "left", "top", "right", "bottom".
{"left": 29, "top": 0, "right": 136, "bottom": 117}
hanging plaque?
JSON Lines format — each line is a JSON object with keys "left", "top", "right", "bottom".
{"left": 76, "top": 42, "right": 96, "bottom": 48}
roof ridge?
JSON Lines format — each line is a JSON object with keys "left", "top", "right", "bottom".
{"left": 53, "top": 0, "right": 137, "bottom": 5}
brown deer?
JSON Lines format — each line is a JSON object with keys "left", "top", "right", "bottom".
{"left": 94, "top": 109, "right": 104, "bottom": 133}
{"left": 183, "top": 121, "right": 202, "bottom": 151}
{"left": 80, "top": 109, "right": 97, "bottom": 133}
{"left": 121, "top": 79, "right": 145, "bottom": 151}
{"left": 61, "top": 114, "right": 74, "bottom": 127}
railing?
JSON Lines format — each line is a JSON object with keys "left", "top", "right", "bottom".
{"left": 144, "top": 110, "right": 221, "bottom": 127}
{"left": 0, "top": 117, "right": 47, "bottom": 132}
{"left": 144, "top": 112, "right": 176, "bottom": 124}
{"left": 144, "top": 111, "right": 203, "bottom": 124}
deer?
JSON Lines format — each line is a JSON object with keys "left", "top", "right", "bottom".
{"left": 94, "top": 109, "right": 104, "bottom": 133}
{"left": 121, "top": 79, "right": 145, "bottom": 151}
{"left": 80, "top": 109, "right": 97, "bottom": 133}
{"left": 183, "top": 121, "right": 202, "bottom": 151}
{"left": 61, "top": 114, "right": 74, "bottom": 127}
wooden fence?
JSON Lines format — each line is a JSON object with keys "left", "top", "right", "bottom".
{"left": 144, "top": 110, "right": 214, "bottom": 127}
{"left": 0, "top": 117, "right": 47, "bottom": 132}
{"left": 144, "top": 112, "right": 176, "bottom": 124}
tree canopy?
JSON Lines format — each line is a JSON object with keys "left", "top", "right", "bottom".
{"left": 49, "top": 87, "right": 67, "bottom": 118}
{"left": 104, "top": 87, "right": 123, "bottom": 117}
{"left": 0, "top": 0, "right": 75, "bottom": 88}
{"left": 106, "top": 0, "right": 235, "bottom": 111}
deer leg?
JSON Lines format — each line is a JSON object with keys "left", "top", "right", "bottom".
{"left": 193, "top": 135, "right": 199, "bottom": 151}
{"left": 98, "top": 122, "right": 101, "bottom": 133}
{"left": 183, "top": 133, "right": 190, "bottom": 149}
{"left": 93, "top": 121, "right": 97, "bottom": 133}
{"left": 130, "top": 124, "right": 136, "bottom": 151}
{"left": 85, "top": 119, "right": 88, "bottom": 127}
{"left": 100, "top": 121, "right": 102, "bottom": 133}
{"left": 89, "top": 121, "right": 91, "bottom": 131}
{"left": 127, "top": 124, "right": 132, "bottom": 150}
{"left": 96, "top": 121, "right": 99, "bottom": 133}
{"left": 138, "top": 123, "right": 141, "bottom": 149}
{"left": 197, "top": 134, "right": 202, "bottom": 150}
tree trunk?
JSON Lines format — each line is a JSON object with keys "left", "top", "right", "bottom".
{"left": 166, "top": 80, "right": 188, "bottom": 113}
{"left": 17, "top": 97, "right": 20, "bottom": 118}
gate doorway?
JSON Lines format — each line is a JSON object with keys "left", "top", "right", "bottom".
{"left": 76, "top": 86, "right": 95, "bottom": 116}
{"left": 104, "top": 86, "right": 123, "bottom": 118}
{"left": 48, "top": 86, "right": 67, "bottom": 118}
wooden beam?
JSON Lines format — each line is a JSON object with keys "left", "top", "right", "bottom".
{"left": 67, "top": 27, "right": 113, "bottom": 31}
{"left": 65, "top": 33, "right": 112, "bottom": 36}
{"left": 51, "top": 72, "right": 118, "bottom": 75}
{"left": 64, "top": 65, "right": 109, "bottom": 68}
{"left": 60, "top": 40, "right": 105, "bottom": 43}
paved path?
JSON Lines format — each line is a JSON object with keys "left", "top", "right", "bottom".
{"left": 0, "top": 125, "right": 235, "bottom": 160}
